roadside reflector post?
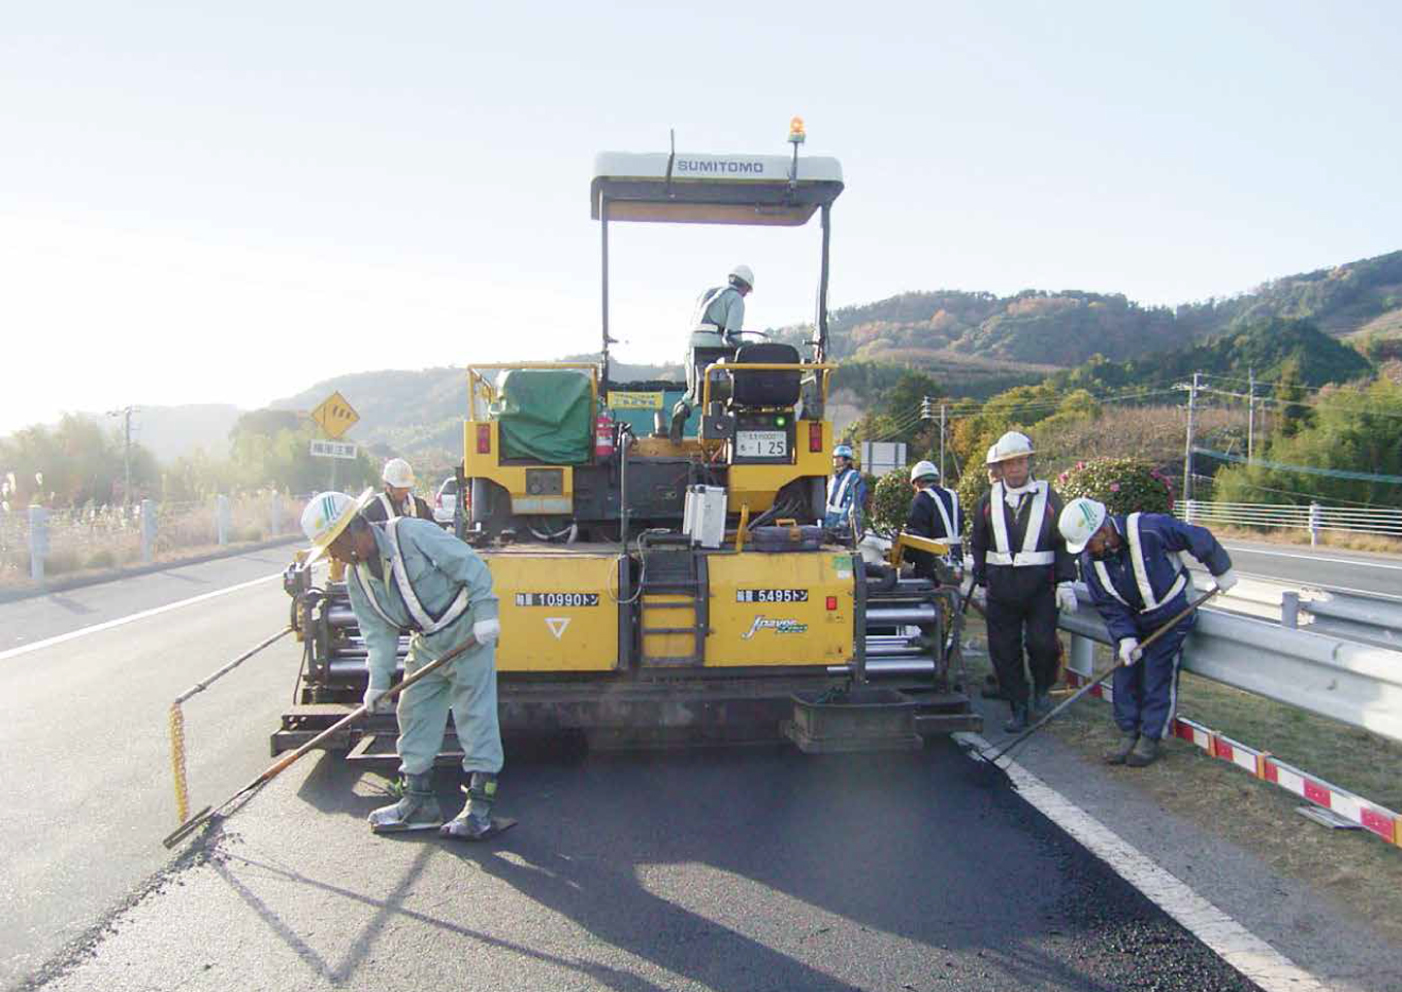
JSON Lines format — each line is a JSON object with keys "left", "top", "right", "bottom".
{"left": 28, "top": 505, "right": 48, "bottom": 582}
{"left": 216, "top": 495, "right": 231, "bottom": 546}
{"left": 140, "top": 498, "right": 156, "bottom": 563}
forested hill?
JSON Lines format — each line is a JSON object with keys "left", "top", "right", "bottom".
{"left": 815, "top": 249, "right": 1402, "bottom": 367}
{"left": 1048, "top": 318, "right": 1373, "bottom": 395}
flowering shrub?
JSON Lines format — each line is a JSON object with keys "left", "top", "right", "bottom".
{"left": 1056, "top": 457, "right": 1174, "bottom": 516}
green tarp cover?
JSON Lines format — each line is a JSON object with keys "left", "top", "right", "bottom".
{"left": 496, "top": 369, "right": 593, "bottom": 464}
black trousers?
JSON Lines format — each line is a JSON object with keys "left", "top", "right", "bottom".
{"left": 985, "top": 590, "right": 1060, "bottom": 709}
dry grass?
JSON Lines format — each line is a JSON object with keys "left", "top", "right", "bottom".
{"left": 965, "top": 622, "right": 1402, "bottom": 944}
{"left": 1207, "top": 524, "right": 1402, "bottom": 556}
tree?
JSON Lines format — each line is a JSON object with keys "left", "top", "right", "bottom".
{"left": 1274, "top": 358, "right": 1313, "bottom": 440}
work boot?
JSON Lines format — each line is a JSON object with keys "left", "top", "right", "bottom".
{"left": 1125, "top": 736, "right": 1161, "bottom": 767}
{"left": 368, "top": 771, "right": 442, "bottom": 833}
{"left": 1031, "top": 691, "right": 1052, "bottom": 717}
{"left": 1104, "top": 732, "right": 1139, "bottom": 765}
{"left": 1002, "top": 704, "right": 1029, "bottom": 734}
{"left": 440, "top": 772, "right": 498, "bottom": 841}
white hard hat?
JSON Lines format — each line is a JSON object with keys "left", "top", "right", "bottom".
{"left": 382, "top": 457, "right": 416, "bottom": 488}
{"left": 728, "top": 264, "right": 754, "bottom": 290}
{"left": 300, "top": 488, "right": 375, "bottom": 565}
{"left": 1059, "top": 497, "right": 1107, "bottom": 554}
{"left": 989, "top": 430, "right": 1034, "bottom": 463}
{"left": 985, "top": 444, "right": 1000, "bottom": 467}
{"left": 910, "top": 460, "right": 939, "bottom": 483}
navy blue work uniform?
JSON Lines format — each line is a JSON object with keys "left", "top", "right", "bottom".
{"left": 903, "top": 485, "right": 962, "bottom": 579}
{"left": 1080, "top": 512, "right": 1232, "bottom": 741}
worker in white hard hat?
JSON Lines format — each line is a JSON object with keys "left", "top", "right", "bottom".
{"left": 985, "top": 444, "right": 1002, "bottom": 486}
{"left": 362, "top": 458, "right": 433, "bottom": 525}
{"left": 1058, "top": 497, "right": 1238, "bottom": 767}
{"left": 966, "top": 431, "right": 1078, "bottom": 732}
{"left": 824, "top": 443, "right": 867, "bottom": 533}
{"left": 670, "top": 263, "right": 755, "bottom": 443}
{"left": 300, "top": 490, "right": 508, "bottom": 840}
{"left": 902, "top": 460, "right": 963, "bottom": 580}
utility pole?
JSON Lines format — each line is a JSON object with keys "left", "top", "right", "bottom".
{"left": 1247, "top": 367, "right": 1255, "bottom": 463}
{"left": 107, "top": 405, "right": 138, "bottom": 506}
{"left": 939, "top": 403, "right": 947, "bottom": 481}
{"left": 1181, "top": 373, "right": 1199, "bottom": 507}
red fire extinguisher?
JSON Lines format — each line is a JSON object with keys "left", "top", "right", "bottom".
{"left": 595, "top": 409, "right": 615, "bottom": 459}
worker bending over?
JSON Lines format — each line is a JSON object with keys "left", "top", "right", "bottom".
{"left": 300, "top": 490, "right": 506, "bottom": 839}
{"left": 1059, "top": 497, "right": 1237, "bottom": 767}
{"left": 903, "top": 460, "right": 962, "bottom": 580}
{"left": 824, "top": 443, "right": 867, "bottom": 532}
{"left": 966, "top": 431, "right": 1078, "bottom": 732}
{"left": 362, "top": 458, "right": 433, "bottom": 524}
{"left": 670, "top": 264, "right": 754, "bottom": 443}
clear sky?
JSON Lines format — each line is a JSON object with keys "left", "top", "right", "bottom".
{"left": 3, "top": 1, "right": 1399, "bottom": 436}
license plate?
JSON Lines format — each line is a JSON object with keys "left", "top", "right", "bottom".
{"left": 736, "top": 430, "right": 787, "bottom": 458}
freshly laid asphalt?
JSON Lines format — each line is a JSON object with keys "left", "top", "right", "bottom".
{"left": 4, "top": 545, "right": 1395, "bottom": 990}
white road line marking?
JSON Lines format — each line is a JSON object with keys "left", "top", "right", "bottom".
{"left": 0, "top": 573, "right": 283, "bottom": 661}
{"left": 1222, "top": 544, "right": 1402, "bottom": 571}
{"left": 955, "top": 733, "right": 1332, "bottom": 992}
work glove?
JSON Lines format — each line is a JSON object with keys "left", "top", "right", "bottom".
{"left": 363, "top": 682, "right": 392, "bottom": 714}
{"left": 1212, "top": 569, "right": 1239, "bottom": 594}
{"left": 473, "top": 617, "right": 501, "bottom": 647}
{"left": 1117, "top": 638, "right": 1140, "bottom": 666}
{"left": 1055, "top": 582, "right": 1078, "bottom": 614}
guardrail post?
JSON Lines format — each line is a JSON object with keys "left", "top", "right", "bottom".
{"left": 1281, "top": 591, "right": 1299, "bottom": 629}
{"left": 269, "top": 492, "right": 283, "bottom": 538}
{"left": 28, "top": 505, "right": 49, "bottom": 581}
{"left": 216, "top": 495, "right": 231, "bottom": 546}
{"left": 1308, "top": 502, "right": 1321, "bottom": 547}
{"left": 140, "top": 498, "right": 156, "bottom": 563}
{"left": 1183, "top": 499, "right": 1195, "bottom": 524}
{"left": 1067, "top": 632, "right": 1095, "bottom": 679}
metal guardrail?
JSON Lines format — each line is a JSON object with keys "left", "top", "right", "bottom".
{"left": 1180, "top": 500, "right": 1402, "bottom": 542}
{"left": 1061, "top": 585, "right": 1402, "bottom": 746}
{"left": 1287, "top": 587, "right": 1402, "bottom": 652}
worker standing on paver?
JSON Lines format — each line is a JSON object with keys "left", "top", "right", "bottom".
{"left": 300, "top": 490, "right": 507, "bottom": 839}
{"left": 965, "top": 431, "right": 1077, "bottom": 732}
{"left": 362, "top": 458, "right": 433, "bottom": 524}
{"left": 670, "top": 264, "right": 754, "bottom": 442}
{"left": 903, "top": 460, "right": 962, "bottom": 580}
{"left": 1059, "top": 497, "right": 1238, "bottom": 767}
{"left": 824, "top": 443, "right": 867, "bottom": 533}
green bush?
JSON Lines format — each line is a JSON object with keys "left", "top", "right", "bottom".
{"left": 86, "top": 550, "right": 117, "bottom": 570}
{"left": 870, "top": 470, "right": 913, "bottom": 535}
{"left": 955, "top": 468, "right": 992, "bottom": 539}
{"left": 237, "top": 527, "right": 265, "bottom": 543}
{"left": 1055, "top": 457, "right": 1173, "bottom": 516}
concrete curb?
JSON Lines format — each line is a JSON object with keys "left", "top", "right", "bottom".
{"left": 0, "top": 535, "right": 301, "bottom": 605}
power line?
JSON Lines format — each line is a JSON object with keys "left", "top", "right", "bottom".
{"left": 1200, "top": 386, "right": 1402, "bottom": 421}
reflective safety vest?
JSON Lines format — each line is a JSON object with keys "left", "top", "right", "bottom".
{"left": 1092, "top": 512, "right": 1188, "bottom": 613}
{"left": 347, "top": 518, "right": 470, "bottom": 636}
{"left": 376, "top": 492, "right": 420, "bottom": 520}
{"left": 917, "top": 487, "right": 961, "bottom": 547}
{"left": 986, "top": 480, "right": 1054, "bottom": 567}
{"left": 826, "top": 468, "right": 862, "bottom": 517}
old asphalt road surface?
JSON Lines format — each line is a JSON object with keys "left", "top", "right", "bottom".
{"left": 6, "top": 558, "right": 1270, "bottom": 991}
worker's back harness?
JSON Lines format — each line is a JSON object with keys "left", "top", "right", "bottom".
{"left": 1092, "top": 512, "right": 1188, "bottom": 614}
{"left": 349, "top": 518, "right": 470, "bottom": 636}
{"left": 691, "top": 285, "right": 731, "bottom": 331}
{"left": 916, "top": 486, "right": 962, "bottom": 550}
{"left": 376, "top": 492, "right": 421, "bottom": 520}
{"left": 986, "top": 480, "right": 1053, "bottom": 567}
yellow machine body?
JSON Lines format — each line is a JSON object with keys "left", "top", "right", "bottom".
{"left": 703, "top": 550, "right": 854, "bottom": 666}
{"left": 487, "top": 548, "right": 620, "bottom": 673}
